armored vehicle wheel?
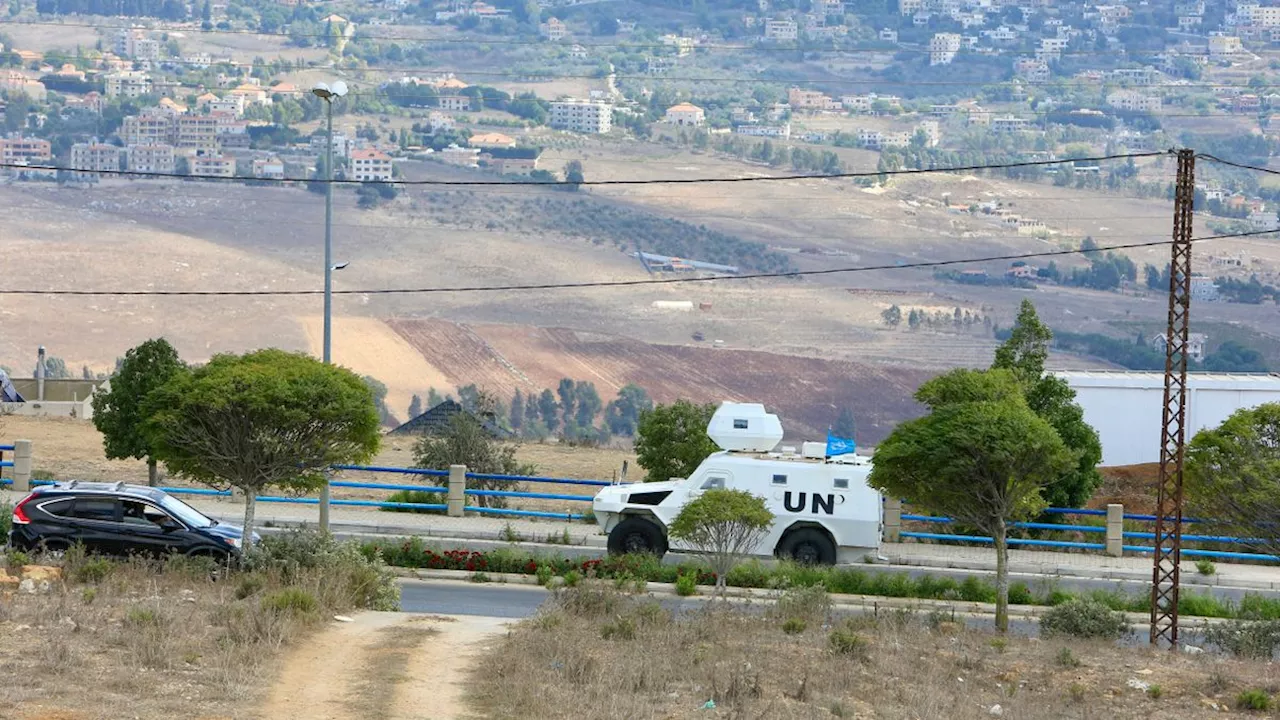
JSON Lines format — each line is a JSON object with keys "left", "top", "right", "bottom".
{"left": 607, "top": 517, "right": 668, "bottom": 557}
{"left": 777, "top": 528, "right": 837, "bottom": 565}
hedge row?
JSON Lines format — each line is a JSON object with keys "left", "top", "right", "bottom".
{"left": 360, "top": 538, "right": 1280, "bottom": 621}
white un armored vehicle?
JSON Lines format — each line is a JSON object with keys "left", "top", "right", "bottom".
{"left": 592, "top": 402, "right": 881, "bottom": 564}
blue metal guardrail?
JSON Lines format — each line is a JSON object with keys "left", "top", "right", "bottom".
{"left": 2, "top": 464, "right": 606, "bottom": 521}
{"left": 900, "top": 507, "right": 1280, "bottom": 562}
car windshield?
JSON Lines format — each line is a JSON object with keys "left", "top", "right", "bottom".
{"left": 158, "top": 494, "right": 216, "bottom": 529}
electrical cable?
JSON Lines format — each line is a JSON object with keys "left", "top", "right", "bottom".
{"left": 2, "top": 228, "right": 1271, "bottom": 297}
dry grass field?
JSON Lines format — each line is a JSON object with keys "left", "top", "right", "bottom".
{"left": 473, "top": 583, "right": 1280, "bottom": 720}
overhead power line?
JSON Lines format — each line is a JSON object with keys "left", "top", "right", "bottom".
{"left": 0, "top": 150, "right": 1166, "bottom": 187}
{"left": 0, "top": 18, "right": 1214, "bottom": 56}
{"left": 2, "top": 228, "right": 1272, "bottom": 298}
{"left": 1196, "top": 154, "right": 1280, "bottom": 175}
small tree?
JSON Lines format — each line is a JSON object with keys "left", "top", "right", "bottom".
{"left": 564, "top": 159, "right": 584, "bottom": 188}
{"left": 668, "top": 488, "right": 773, "bottom": 597}
{"left": 538, "top": 388, "right": 560, "bottom": 433}
{"left": 605, "top": 384, "right": 653, "bottom": 436}
{"left": 92, "top": 338, "right": 186, "bottom": 486}
{"left": 412, "top": 413, "right": 535, "bottom": 507}
{"left": 881, "top": 304, "right": 902, "bottom": 327}
{"left": 870, "top": 369, "right": 1073, "bottom": 632}
{"left": 143, "top": 349, "right": 380, "bottom": 546}
{"left": 1186, "top": 402, "right": 1280, "bottom": 558}
{"left": 363, "top": 375, "right": 393, "bottom": 425}
{"left": 408, "top": 394, "right": 423, "bottom": 419}
{"left": 991, "top": 300, "right": 1103, "bottom": 509}
{"left": 634, "top": 400, "right": 718, "bottom": 482}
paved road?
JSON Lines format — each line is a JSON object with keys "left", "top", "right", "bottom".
{"left": 396, "top": 580, "right": 1064, "bottom": 639}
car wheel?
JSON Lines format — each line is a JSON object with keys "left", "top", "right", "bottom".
{"left": 35, "top": 538, "right": 71, "bottom": 559}
{"left": 777, "top": 528, "right": 837, "bottom": 565}
{"left": 607, "top": 517, "right": 667, "bottom": 557}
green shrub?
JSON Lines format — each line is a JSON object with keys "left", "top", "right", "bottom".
{"left": 471, "top": 571, "right": 491, "bottom": 583}
{"left": 782, "top": 617, "right": 806, "bottom": 635}
{"left": 0, "top": 501, "right": 11, "bottom": 537}
{"left": 675, "top": 573, "right": 697, "bottom": 597}
{"left": 262, "top": 587, "right": 319, "bottom": 616}
{"left": 828, "top": 628, "right": 869, "bottom": 661}
{"left": 1195, "top": 559, "right": 1216, "bottom": 576}
{"left": 1178, "top": 591, "right": 1232, "bottom": 619}
{"left": 563, "top": 570, "right": 581, "bottom": 588}
{"left": 1008, "top": 582, "right": 1033, "bottom": 606}
{"left": 1055, "top": 647, "right": 1081, "bottom": 668}
{"left": 235, "top": 575, "right": 266, "bottom": 600}
{"left": 1237, "top": 594, "right": 1280, "bottom": 621}
{"left": 1040, "top": 599, "right": 1129, "bottom": 639}
{"left": 380, "top": 489, "right": 446, "bottom": 514}
{"left": 81, "top": 587, "right": 97, "bottom": 604}
{"left": 1147, "top": 685, "right": 1162, "bottom": 700}
{"left": 71, "top": 556, "right": 116, "bottom": 584}
{"left": 771, "top": 584, "right": 831, "bottom": 623}
{"left": 5, "top": 550, "right": 30, "bottom": 569}
{"left": 1236, "top": 689, "right": 1272, "bottom": 711}
{"left": 535, "top": 564, "right": 554, "bottom": 587}
{"left": 250, "top": 529, "right": 399, "bottom": 612}
{"left": 125, "top": 607, "right": 162, "bottom": 628}
{"left": 1205, "top": 620, "right": 1280, "bottom": 659}
{"left": 989, "top": 637, "right": 1008, "bottom": 653}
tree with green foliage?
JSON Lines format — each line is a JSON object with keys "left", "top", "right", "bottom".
{"left": 574, "top": 381, "right": 602, "bottom": 428}
{"left": 1185, "top": 402, "right": 1280, "bottom": 558}
{"left": 538, "top": 389, "right": 559, "bottom": 433}
{"left": 91, "top": 338, "right": 186, "bottom": 486}
{"left": 833, "top": 407, "right": 856, "bottom": 440}
{"left": 362, "top": 375, "right": 392, "bottom": 425}
{"left": 509, "top": 389, "right": 524, "bottom": 432}
{"left": 564, "top": 159, "right": 584, "bottom": 188}
{"left": 635, "top": 400, "right": 719, "bottom": 482}
{"left": 427, "top": 387, "right": 444, "bottom": 408}
{"left": 412, "top": 413, "right": 535, "bottom": 507}
{"left": 870, "top": 368, "right": 1073, "bottom": 632}
{"left": 991, "top": 300, "right": 1103, "bottom": 508}
{"left": 557, "top": 379, "right": 576, "bottom": 428}
{"left": 604, "top": 384, "right": 653, "bottom": 436}
{"left": 881, "top": 304, "right": 902, "bottom": 327}
{"left": 668, "top": 488, "right": 773, "bottom": 597}
{"left": 408, "top": 394, "right": 423, "bottom": 420}
{"left": 143, "top": 349, "right": 380, "bottom": 546}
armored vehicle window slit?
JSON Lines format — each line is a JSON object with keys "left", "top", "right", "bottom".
{"left": 733, "top": 418, "right": 749, "bottom": 429}
{"left": 772, "top": 474, "right": 787, "bottom": 485}
{"left": 834, "top": 478, "right": 849, "bottom": 490}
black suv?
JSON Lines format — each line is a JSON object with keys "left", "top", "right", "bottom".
{"left": 8, "top": 481, "right": 256, "bottom": 561}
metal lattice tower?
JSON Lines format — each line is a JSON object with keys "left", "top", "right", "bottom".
{"left": 1150, "top": 148, "right": 1196, "bottom": 647}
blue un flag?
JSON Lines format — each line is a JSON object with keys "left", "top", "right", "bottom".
{"left": 826, "top": 432, "right": 856, "bottom": 457}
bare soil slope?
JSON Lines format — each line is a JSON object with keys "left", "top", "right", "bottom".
{"left": 389, "top": 319, "right": 934, "bottom": 442}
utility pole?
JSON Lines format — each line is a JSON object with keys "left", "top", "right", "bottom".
{"left": 1150, "top": 148, "right": 1195, "bottom": 647}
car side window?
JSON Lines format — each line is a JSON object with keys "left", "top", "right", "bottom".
{"left": 69, "top": 498, "right": 117, "bottom": 522}
{"left": 700, "top": 476, "right": 726, "bottom": 490}
{"left": 122, "top": 500, "right": 178, "bottom": 529}
{"left": 38, "top": 498, "right": 74, "bottom": 517}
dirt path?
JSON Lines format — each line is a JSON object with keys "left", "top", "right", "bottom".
{"left": 258, "top": 612, "right": 509, "bottom": 720}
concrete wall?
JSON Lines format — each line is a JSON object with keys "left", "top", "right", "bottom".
{"left": 5, "top": 378, "right": 106, "bottom": 420}
{"left": 1057, "top": 371, "right": 1280, "bottom": 466}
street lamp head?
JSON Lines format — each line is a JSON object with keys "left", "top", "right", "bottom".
{"left": 332, "top": 261, "right": 349, "bottom": 271}
{"left": 312, "top": 81, "right": 348, "bottom": 101}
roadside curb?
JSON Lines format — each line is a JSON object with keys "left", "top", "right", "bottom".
{"left": 391, "top": 568, "right": 1235, "bottom": 629}
{"left": 884, "top": 555, "right": 1280, "bottom": 592}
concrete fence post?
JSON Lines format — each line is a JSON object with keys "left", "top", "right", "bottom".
{"left": 1106, "top": 503, "right": 1124, "bottom": 557}
{"left": 447, "top": 464, "right": 466, "bottom": 518}
{"left": 13, "top": 439, "right": 33, "bottom": 493}
{"left": 883, "top": 497, "right": 902, "bottom": 543}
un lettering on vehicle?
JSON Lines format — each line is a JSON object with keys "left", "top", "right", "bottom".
{"left": 782, "top": 491, "right": 841, "bottom": 515}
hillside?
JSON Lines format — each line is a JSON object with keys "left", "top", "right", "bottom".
{"left": 387, "top": 318, "right": 935, "bottom": 443}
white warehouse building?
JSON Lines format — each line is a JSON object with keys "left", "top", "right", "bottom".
{"left": 1056, "top": 371, "right": 1280, "bottom": 466}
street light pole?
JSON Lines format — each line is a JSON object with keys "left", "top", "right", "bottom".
{"left": 313, "top": 81, "right": 347, "bottom": 533}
